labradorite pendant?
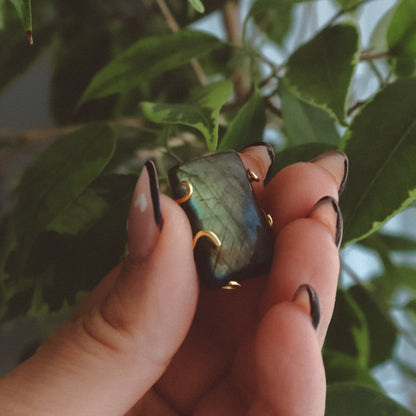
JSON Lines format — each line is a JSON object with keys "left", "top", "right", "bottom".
{"left": 168, "top": 151, "right": 274, "bottom": 289}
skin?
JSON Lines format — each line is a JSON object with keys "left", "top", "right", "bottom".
{"left": 0, "top": 147, "right": 345, "bottom": 416}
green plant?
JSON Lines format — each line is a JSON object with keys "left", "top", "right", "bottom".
{"left": 1, "top": 0, "right": 416, "bottom": 413}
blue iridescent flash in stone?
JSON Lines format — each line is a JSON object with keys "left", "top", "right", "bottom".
{"left": 168, "top": 151, "right": 274, "bottom": 289}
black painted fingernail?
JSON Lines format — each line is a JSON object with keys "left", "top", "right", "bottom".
{"left": 338, "top": 152, "right": 349, "bottom": 196}
{"left": 309, "top": 196, "right": 343, "bottom": 249}
{"left": 145, "top": 160, "right": 163, "bottom": 229}
{"left": 127, "top": 160, "right": 163, "bottom": 260}
{"left": 293, "top": 284, "right": 321, "bottom": 329}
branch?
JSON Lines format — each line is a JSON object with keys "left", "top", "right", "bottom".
{"left": 360, "top": 52, "right": 390, "bottom": 62}
{"left": 264, "top": 97, "right": 282, "bottom": 118}
{"left": 326, "top": 0, "right": 378, "bottom": 27}
{"left": 222, "top": 1, "right": 251, "bottom": 103}
{"left": 0, "top": 118, "right": 160, "bottom": 177}
{"left": 347, "top": 100, "right": 366, "bottom": 116}
{"left": 155, "top": 0, "right": 206, "bottom": 85}
{"left": 222, "top": 1, "right": 241, "bottom": 47}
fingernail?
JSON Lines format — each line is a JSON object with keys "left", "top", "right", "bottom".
{"left": 311, "top": 151, "right": 349, "bottom": 195}
{"left": 308, "top": 196, "right": 343, "bottom": 249}
{"left": 127, "top": 160, "right": 163, "bottom": 260}
{"left": 292, "top": 284, "right": 321, "bottom": 329}
{"left": 241, "top": 142, "right": 276, "bottom": 179}
{"left": 245, "top": 142, "right": 275, "bottom": 167}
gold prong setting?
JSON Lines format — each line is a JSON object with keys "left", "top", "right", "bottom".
{"left": 222, "top": 280, "right": 242, "bottom": 290}
{"left": 192, "top": 230, "right": 222, "bottom": 249}
{"left": 246, "top": 168, "right": 260, "bottom": 182}
{"left": 175, "top": 180, "right": 193, "bottom": 204}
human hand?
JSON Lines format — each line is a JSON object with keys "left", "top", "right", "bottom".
{"left": 0, "top": 146, "right": 347, "bottom": 416}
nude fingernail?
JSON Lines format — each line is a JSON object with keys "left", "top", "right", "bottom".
{"left": 311, "top": 151, "right": 349, "bottom": 195}
{"left": 127, "top": 161, "right": 163, "bottom": 260}
{"left": 292, "top": 284, "right": 321, "bottom": 330}
{"left": 308, "top": 196, "right": 343, "bottom": 249}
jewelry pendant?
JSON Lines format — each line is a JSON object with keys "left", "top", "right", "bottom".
{"left": 168, "top": 151, "right": 274, "bottom": 289}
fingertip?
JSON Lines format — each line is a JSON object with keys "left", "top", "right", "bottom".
{"left": 311, "top": 151, "right": 349, "bottom": 195}
{"left": 255, "top": 302, "right": 326, "bottom": 416}
{"left": 238, "top": 145, "right": 274, "bottom": 195}
{"left": 263, "top": 162, "right": 339, "bottom": 233}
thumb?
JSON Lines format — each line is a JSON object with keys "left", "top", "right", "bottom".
{"left": 0, "top": 161, "right": 199, "bottom": 416}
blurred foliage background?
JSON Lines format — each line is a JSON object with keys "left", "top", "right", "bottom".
{"left": 1, "top": 0, "right": 416, "bottom": 414}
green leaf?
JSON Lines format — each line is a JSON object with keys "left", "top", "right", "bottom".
{"left": 279, "top": 80, "right": 339, "bottom": 146}
{"left": 377, "top": 265, "right": 416, "bottom": 298}
{"left": 2, "top": 174, "right": 136, "bottom": 321}
{"left": 0, "top": 1, "right": 53, "bottom": 92}
{"left": 323, "top": 350, "right": 380, "bottom": 389}
{"left": 79, "top": 30, "right": 224, "bottom": 105}
{"left": 45, "top": 188, "right": 107, "bottom": 236}
{"left": 12, "top": 124, "right": 116, "bottom": 272}
{"left": 218, "top": 90, "right": 266, "bottom": 151}
{"left": 325, "top": 383, "right": 414, "bottom": 415}
{"left": 404, "top": 297, "right": 416, "bottom": 328}
{"left": 394, "top": 57, "right": 416, "bottom": 78}
{"left": 267, "top": 142, "right": 337, "bottom": 182}
{"left": 188, "top": 0, "right": 205, "bottom": 13}
{"left": 325, "top": 289, "right": 370, "bottom": 368}
{"left": 141, "top": 80, "right": 233, "bottom": 151}
{"left": 334, "top": 0, "right": 363, "bottom": 9}
{"left": 349, "top": 285, "right": 397, "bottom": 367}
{"left": 284, "top": 23, "right": 360, "bottom": 124}
{"left": 362, "top": 231, "right": 416, "bottom": 254}
{"left": 387, "top": 0, "right": 416, "bottom": 58}
{"left": 369, "top": 6, "right": 395, "bottom": 55}
{"left": 341, "top": 79, "right": 416, "bottom": 245}
{"left": 248, "top": 0, "right": 297, "bottom": 45}
{"left": 0, "top": 216, "right": 16, "bottom": 281}
{"left": 8, "top": 0, "right": 32, "bottom": 42}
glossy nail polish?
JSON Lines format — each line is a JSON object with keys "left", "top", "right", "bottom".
{"left": 308, "top": 196, "right": 343, "bottom": 249}
{"left": 311, "top": 151, "right": 349, "bottom": 195}
{"left": 293, "top": 284, "right": 321, "bottom": 329}
{"left": 127, "top": 160, "right": 163, "bottom": 260}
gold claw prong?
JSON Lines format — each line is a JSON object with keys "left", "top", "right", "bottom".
{"left": 222, "top": 280, "right": 242, "bottom": 290}
{"left": 246, "top": 168, "right": 260, "bottom": 182}
{"left": 261, "top": 209, "right": 274, "bottom": 227}
{"left": 175, "top": 180, "right": 193, "bottom": 204}
{"left": 193, "top": 230, "right": 222, "bottom": 249}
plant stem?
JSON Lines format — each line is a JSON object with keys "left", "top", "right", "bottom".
{"left": 347, "top": 100, "right": 366, "bottom": 116}
{"left": 325, "top": 0, "right": 378, "bottom": 27}
{"left": 264, "top": 98, "right": 282, "bottom": 118}
{"left": 367, "top": 60, "right": 386, "bottom": 87}
{"left": 155, "top": 0, "right": 206, "bottom": 86}
{"left": 222, "top": 1, "right": 252, "bottom": 103}
{"left": 360, "top": 52, "right": 390, "bottom": 62}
